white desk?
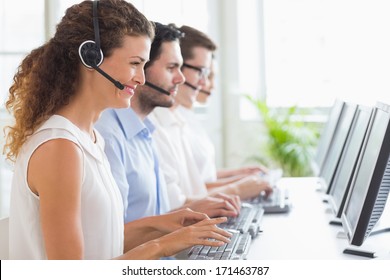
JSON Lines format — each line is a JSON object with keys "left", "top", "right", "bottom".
{"left": 247, "top": 177, "right": 390, "bottom": 260}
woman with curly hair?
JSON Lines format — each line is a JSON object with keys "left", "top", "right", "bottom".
{"left": 4, "top": 0, "right": 230, "bottom": 260}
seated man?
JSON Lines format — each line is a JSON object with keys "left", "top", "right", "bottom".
{"left": 150, "top": 24, "right": 273, "bottom": 202}
{"left": 95, "top": 22, "right": 240, "bottom": 223}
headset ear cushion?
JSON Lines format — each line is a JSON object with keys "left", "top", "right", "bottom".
{"left": 78, "top": 40, "right": 103, "bottom": 68}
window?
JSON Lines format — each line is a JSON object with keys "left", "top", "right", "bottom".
{"left": 142, "top": 0, "right": 208, "bottom": 31}
{"left": 0, "top": 0, "right": 45, "bottom": 107}
{"left": 263, "top": 0, "right": 390, "bottom": 108}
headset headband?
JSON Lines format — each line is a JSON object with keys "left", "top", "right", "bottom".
{"left": 93, "top": 0, "right": 100, "bottom": 51}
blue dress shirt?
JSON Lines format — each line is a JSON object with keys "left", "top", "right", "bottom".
{"left": 95, "top": 108, "right": 170, "bottom": 223}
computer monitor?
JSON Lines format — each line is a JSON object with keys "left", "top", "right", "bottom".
{"left": 319, "top": 102, "right": 358, "bottom": 193}
{"left": 327, "top": 105, "right": 373, "bottom": 218}
{"left": 341, "top": 102, "right": 390, "bottom": 246}
{"left": 313, "top": 99, "right": 345, "bottom": 176}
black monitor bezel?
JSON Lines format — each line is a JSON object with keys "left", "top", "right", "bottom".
{"left": 320, "top": 102, "right": 358, "bottom": 194}
{"left": 327, "top": 105, "right": 373, "bottom": 218}
{"left": 341, "top": 102, "right": 390, "bottom": 246}
{"left": 314, "top": 99, "right": 345, "bottom": 176}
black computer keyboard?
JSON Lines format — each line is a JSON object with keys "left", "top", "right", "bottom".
{"left": 177, "top": 205, "right": 262, "bottom": 260}
{"left": 186, "top": 232, "right": 252, "bottom": 260}
{"left": 250, "top": 187, "right": 291, "bottom": 214}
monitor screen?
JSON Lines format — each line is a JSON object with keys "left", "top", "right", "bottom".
{"left": 342, "top": 102, "right": 390, "bottom": 246}
{"left": 320, "top": 102, "right": 358, "bottom": 192}
{"left": 328, "top": 105, "right": 373, "bottom": 218}
{"left": 314, "top": 99, "right": 345, "bottom": 175}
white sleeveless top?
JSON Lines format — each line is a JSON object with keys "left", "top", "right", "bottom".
{"left": 9, "top": 115, "right": 124, "bottom": 259}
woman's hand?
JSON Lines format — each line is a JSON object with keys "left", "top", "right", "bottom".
{"left": 155, "top": 216, "right": 232, "bottom": 258}
{"left": 151, "top": 208, "right": 216, "bottom": 233}
{"left": 121, "top": 210, "right": 231, "bottom": 259}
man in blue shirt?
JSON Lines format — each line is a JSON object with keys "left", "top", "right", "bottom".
{"left": 96, "top": 22, "right": 240, "bottom": 223}
{"left": 96, "top": 107, "right": 169, "bottom": 222}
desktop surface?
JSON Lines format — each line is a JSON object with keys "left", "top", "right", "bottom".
{"left": 246, "top": 177, "right": 390, "bottom": 260}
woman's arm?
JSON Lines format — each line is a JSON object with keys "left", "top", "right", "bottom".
{"left": 28, "top": 139, "right": 84, "bottom": 259}
{"left": 123, "top": 208, "right": 221, "bottom": 251}
{"left": 118, "top": 216, "right": 231, "bottom": 259}
{"left": 28, "top": 139, "right": 231, "bottom": 260}
{"left": 123, "top": 216, "right": 164, "bottom": 251}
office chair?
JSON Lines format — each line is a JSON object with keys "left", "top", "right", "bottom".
{"left": 0, "top": 217, "right": 9, "bottom": 259}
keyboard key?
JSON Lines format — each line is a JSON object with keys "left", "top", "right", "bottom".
{"left": 236, "top": 233, "right": 251, "bottom": 254}
{"left": 200, "top": 246, "right": 211, "bottom": 256}
{"left": 185, "top": 231, "right": 252, "bottom": 260}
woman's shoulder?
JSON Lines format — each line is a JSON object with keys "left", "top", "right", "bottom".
{"left": 19, "top": 115, "right": 81, "bottom": 156}
{"left": 36, "top": 115, "right": 80, "bottom": 134}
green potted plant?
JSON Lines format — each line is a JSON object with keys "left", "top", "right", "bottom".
{"left": 246, "top": 96, "right": 320, "bottom": 177}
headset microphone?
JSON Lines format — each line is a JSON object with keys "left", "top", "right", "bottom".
{"left": 91, "top": 64, "right": 124, "bottom": 90}
{"left": 78, "top": 0, "right": 125, "bottom": 91}
{"left": 184, "top": 81, "right": 198, "bottom": 91}
{"left": 144, "top": 81, "right": 171, "bottom": 96}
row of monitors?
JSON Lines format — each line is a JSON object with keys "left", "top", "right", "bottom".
{"left": 314, "top": 100, "right": 390, "bottom": 246}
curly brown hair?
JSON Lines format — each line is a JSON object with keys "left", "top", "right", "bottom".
{"left": 4, "top": 0, "right": 154, "bottom": 161}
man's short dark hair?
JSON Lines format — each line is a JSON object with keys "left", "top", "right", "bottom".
{"left": 145, "top": 22, "right": 184, "bottom": 69}
{"left": 177, "top": 25, "right": 217, "bottom": 61}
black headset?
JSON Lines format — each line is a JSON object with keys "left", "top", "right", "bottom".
{"left": 78, "top": 0, "right": 124, "bottom": 90}
{"left": 79, "top": 0, "right": 103, "bottom": 68}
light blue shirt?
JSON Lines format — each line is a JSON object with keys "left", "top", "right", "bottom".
{"left": 95, "top": 108, "right": 170, "bottom": 223}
